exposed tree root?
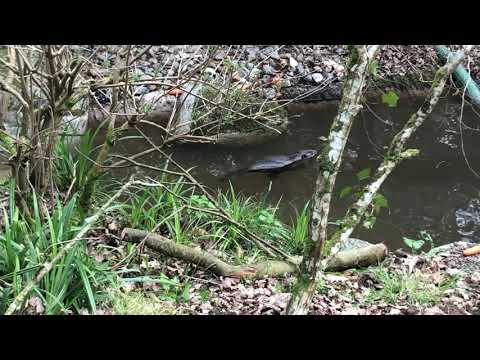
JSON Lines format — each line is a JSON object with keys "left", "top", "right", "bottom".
{"left": 121, "top": 228, "right": 387, "bottom": 279}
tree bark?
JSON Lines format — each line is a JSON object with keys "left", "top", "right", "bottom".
{"left": 285, "top": 45, "right": 381, "bottom": 315}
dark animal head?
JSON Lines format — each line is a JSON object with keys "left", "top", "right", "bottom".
{"left": 298, "top": 149, "right": 318, "bottom": 161}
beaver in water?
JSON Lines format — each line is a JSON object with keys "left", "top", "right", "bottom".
{"left": 220, "top": 149, "right": 318, "bottom": 179}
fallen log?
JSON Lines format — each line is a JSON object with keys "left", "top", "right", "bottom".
{"left": 323, "top": 243, "right": 388, "bottom": 272}
{"left": 121, "top": 228, "right": 387, "bottom": 279}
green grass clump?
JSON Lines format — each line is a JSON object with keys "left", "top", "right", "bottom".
{"left": 0, "top": 181, "right": 115, "bottom": 314}
{"left": 109, "top": 289, "right": 178, "bottom": 315}
{"left": 116, "top": 177, "right": 310, "bottom": 259}
{"left": 364, "top": 267, "right": 456, "bottom": 306}
{"left": 54, "top": 128, "right": 98, "bottom": 194}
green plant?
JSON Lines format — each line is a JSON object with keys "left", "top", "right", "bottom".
{"left": 317, "top": 277, "right": 328, "bottom": 295}
{"left": 364, "top": 267, "right": 455, "bottom": 306}
{"left": 382, "top": 90, "right": 400, "bottom": 107}
{"left": 339, "top": 169, "right": 390, "bottom": 230}
{"left": 402, "top": 230, "right": 434, "bottom": 254}
{"left": 109, "top": 288, "right": 177, "bottom": 315}
{"left": 116, "top": 178, "right": 294, "bottom": 259}
{"left": 288, "top": 202, "right": 310, "bottom": 254}
{"left": 54, "top": 128, "right": 98, "bottom": 195}
{"left": 212, "top": 184, "right": 289, "bottom": 254}
{"left": 199, "top": 287, "right": 211, "bottom": 302}
{"left": 0, "top": 181, "right": 115, "bottom": 314}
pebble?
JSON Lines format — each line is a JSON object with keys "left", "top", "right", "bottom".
{"left": 262, "top": 64, "right": 276, "bottom": 75}
{"left": 311, "top": 73, "right": 324, "bottom": 84}
{"left": 264, "top": 88, "right": 277, "bottom": 100}
{"left": 296, "top": 63, "right": 306, "bottom": 76}
{"left": 289, "top": 57, "right": 299, "bottom": 69}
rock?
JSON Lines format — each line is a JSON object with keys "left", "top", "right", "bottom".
{"left": 264, "top": 88, "right": 277, "bottom": 100}
{"left": 135, "top": 85, "right": 150, "bottom": 96}
{"left": 262, "top": 64, "right": 276, "bottom": 76}
{"left": 204, "top": 67, "right": 217, "bottom": 77}
{"left": 424, "top": 306, "right": 446, "bottom": 315}
{"left": 469, "top": 272, "right": 480, "bottom": 284}
{"left": 311, "top": 73, "right": 324, "bottom": 84}
{"left": 282, "top": 78, "right": 292, "bottom": 87}
{"left": 296, "top": 63, "right": 306, "bottom": 76}
{"left": 446, "top": 268, "right": 462, "bottom": 277}
{"left": 261, "top": 46, "right": 280, "bottom": 61}
{"left": 289, "top": 57, "right": 299, "bottom": 69}
{"left": 389, "top": 308, "right": 402, "bottom": 315}
{"left": 245, "top": 46, "right": 260, "bottom": 62}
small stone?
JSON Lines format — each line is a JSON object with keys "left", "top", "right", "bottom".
{"left": 424, "top": 306, "right": 446, "bottom": 315}
{"left": 107, "top": 221, "right": 119, "bottom": 232}
{"left": 296, "top": 63, "right": 305, "bottom": 75}
{"left": 264, "top": 88, "right": 277, "bottom": 100}
{"left": 469, "top": 272, "right": 480, "bottom": 284}
{"left": 311, "top": 73, "right": 324, "bottom": 84}
{"left": 204, "top": 67, "right": 216, "bottom": 76}
{"left": 262, "top": 64, "right": 276, "bottom": 75}
{"left": 289, "top": 57, "right": 299, "bottom": 69}
{"left": 282, "top": 78, "right": 292, "bottom": 87}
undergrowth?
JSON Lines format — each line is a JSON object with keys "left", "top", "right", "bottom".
{"left": 364, "top": 266, "right": 456, "bottom": 307}
{"left": 0, "top": 182, "right": 115, "bottom": 314}
{"left": 114, "top": 178, "right": 310, "bottom": 260}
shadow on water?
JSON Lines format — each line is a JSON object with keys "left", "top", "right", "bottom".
{"left": 112, "top": 96, "right": 480, "bottom": 249}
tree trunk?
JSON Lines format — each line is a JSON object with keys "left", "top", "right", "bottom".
{"left": 285, "top": 45, "right": 381, "bottom": 315}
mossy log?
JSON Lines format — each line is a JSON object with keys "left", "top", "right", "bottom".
{"left": 121, "top": 228, "right": 387, "bottom": 279}
{"left": 323, "top": 244, "right": 388, "bottom": 272}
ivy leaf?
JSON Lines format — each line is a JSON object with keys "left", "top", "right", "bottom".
{"left": 402, "top": 237, "right": 425, "bottom": 251}
{"left": 362, "top": 216, "right": 376, "bottom": 229}
{"left": 339, "top": 186, "right": 353, "bottom": 199}
{"left": 373, "top": 194, "right": 389, "bottom": 214}
{"left": 64, "top": 97, "right": 76, "bottom": 110}
{"left": 382, "top": 90, "right": 399, "bottom": 107}
{"left": 356, "top": 168, "right": 371, "bottom": 181}
{"left": 368, "top": 60, "right": 379, "bottom": 78}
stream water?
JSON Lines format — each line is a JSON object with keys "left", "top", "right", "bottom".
{"left": 91, "top": 96, "right": 480, "bottom": 249}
